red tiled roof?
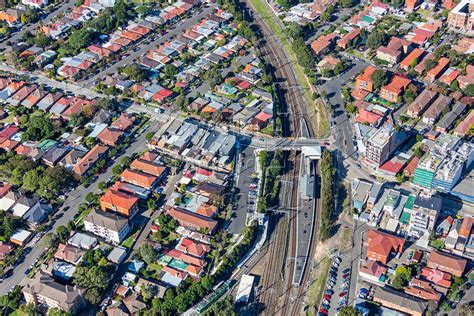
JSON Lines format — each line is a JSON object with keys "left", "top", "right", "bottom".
{"left": 100, "top": 188, "right": 139, "bottom": 215}
{"left": 356, "top": 108, "right": 382, "bottom": 125}
{"left": 130, "top": 159, "right": 166, "bottom": 177}
{"left": 97, "top": 127, "right": 124, "bottom": 147}
{"left": 367, "top": 229, "right": 405, "bottom": 264}
{"left": 121, "top": 169, "right": 157, "bottom": 189}
{"left": 427, "top": 251, "right": 467, "bottom": 277}
{"left": 176, "top": 238, "right": 210, "bottom": 257}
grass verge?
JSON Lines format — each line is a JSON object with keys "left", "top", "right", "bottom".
{"left": 307, "top": 256, "right": 331, "bottom": 309}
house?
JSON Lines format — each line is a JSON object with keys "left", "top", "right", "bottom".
{"left": 60, "top": 148, "right": 87, "bottom": 170}
{"left": 355, "top": 66, "right": 377, "bottom": 92}
{"left": 107, "top": 246, "right": 127, "bottom": 264}
{"left": 10, "top": 229, "right": 33, "bottom": 246}
{"left": 54, "top": 243, "right": 85, "bottom": 265}
{"left": 454, "top": 110, "right": 474, "bottom": 137}
{"left": 72, "top": 144, "right": 109, "bottom": 177}
{"left": 23, "top": 272, "right": 86, "bottom": 313}
{"left": 67, "top": 232, "right": 98, "bottom": 250}
{"left": 376, "top": 37, "right": 411, "bottom": 66}
{"left": 84, "top": 209, "right": 131, "bottom": 245}
{"left": 176, "top": 238, "right": 210, "bottom": 257}
{"left": 36, "top": 92, "right": 62, "bottom": 112}
{"left": 0, "top": 242, "right": 14, "bottom": 259}
{"left": 425, "top": 57, "right": 450, "bottom": 83}
{"left": 380, "top": 76, "right": 412, "bottom": 103}
{"left": 337, "top": 28, "right": 360, "bottom": 49}
{"left": 42, "top": 145, "right": 70, "bottom": 167}
{"left": 372, "top": 286, "right": 427, "bottom": 316}
{"left": 97, "top": 127, "right": 124, "bottom": 147}
{"left": 317, "top": 55, "right": 340, "bottom": 71}
{"left": 458, "top": 65, "right": 474, "bottom": 90}
{"left": 436, "top": 102, "right": 467, "bottom": 133}
{"left": 367, "top": 229, "right": 405, "bottom": 264}
{"left": 111, "top": 113, "right": 135, "bottom": 132}
{"left": 121, "top": 169, "right": 158, "bottom": 189}
{"left": 23, "top": 200, "right": 53, "bottom": 227}
{"left": 167, "top": 207, "right": 218, "bottom": 233}
{"left": 100, "top": 188, "right": 139, "bottom": 217}
{"left": 21, "top": 89, "right": 47, "bottom": 108}
{"left": 437, "top": 216, "right": 454, "bottom": 237}
{"left": 359, "top": 260, "right": 387, "bottom": 283}
{"left": 11, "top": 195, "right": 38, "bottom": 218}
{"left": 427, "top": 250, "right": 467, "bottom": 277}
{"left": 134, "top": 278, "right": 167, "bottom": 299}
{"left": 7, "top": 84, "right": 37, "bottom": 106}
{"left": 439, "top": 68, "right": 460, "bottom": 86}
{"left": 404, "top": 278, "right": 442, "bottom": 302}
{"left": 356, "top": 108, "right": 383, "bottom": 126}
{"left": 421, "top": 267, "right": 452, "bottom": 289}
{"left": 406, "top": 89, "right": 438, "bottom": 117}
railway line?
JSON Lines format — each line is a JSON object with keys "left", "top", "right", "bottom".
{"left": 232, "top": 1, "right": 320, "bottom": 315}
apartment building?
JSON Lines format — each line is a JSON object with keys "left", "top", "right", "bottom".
{"left": 364, "top": 125, "right": 397, "bottom": 168}
{"left": 84, "top": 209, "right": 131, "bottom": 245}
{"left": 448, "top": 0, "right": 474, "bottom": 33}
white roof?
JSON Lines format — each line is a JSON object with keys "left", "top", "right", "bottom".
{"left": 236, "top": 274, "right": 254, "bottom": 303}
{"left": 10, "top": 229, "right": 32, "bottom": 243}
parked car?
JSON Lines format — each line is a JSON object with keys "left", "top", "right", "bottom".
{"left": 323, "top": 294, "right": 331, "bottom": 300}
{"left": 339, "top": 292, "right": 347, "bottom": 297}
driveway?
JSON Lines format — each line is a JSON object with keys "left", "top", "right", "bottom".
{"left": 0, "top": 121, "right": 160, "bottom": 296}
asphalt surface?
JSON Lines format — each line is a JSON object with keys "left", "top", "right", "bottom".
{"left": 81, "top": 4, "right": 217, "bottom": 88}
{"left": 0, "top": 1, "right": 76, "bottom": 47}
{"left": 227, "top": 144, "right": 257, "bottom": 234}
{"left": 321, "top": 56, "right": 368, "bottom": 157}
{"left": 0, "top": 120, "right": 160, "bottom": 296}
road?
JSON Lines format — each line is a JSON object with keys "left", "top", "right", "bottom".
{"left": 321, "top": 56, "right": 368, "bottom": 157}
{"left": 0, "top": 63, "right": 104, "bottom": 99}
{"left": 81, "top": 4, "right": 217, "bottom": 88}
{"left": 0, "top": 120, "right": 161, "bottom": 296}
{"left": 0, "top": 1, "right": 76, "bottom": 47}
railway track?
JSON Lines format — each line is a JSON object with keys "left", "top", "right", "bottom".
{"left": 289, "top": 161, "right": 321, "bottom": 316}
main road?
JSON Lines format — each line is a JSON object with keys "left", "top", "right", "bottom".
{"left": 0, "top": 120, "right": 161, "bottom": 297}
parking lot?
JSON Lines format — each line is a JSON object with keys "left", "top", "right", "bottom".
{"left": 318, "top": 255, "right": 352, "bottom": 315}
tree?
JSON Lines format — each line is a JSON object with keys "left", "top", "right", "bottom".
{"left": 366, "top": 31, "right": 387, "bottom": 50}
{"left": 464, "top": 84, "right": 474, "bottom": 97}
{"left": 139, "top": 243, "right": 158, "bottom": 264}
{"left": 56, "top": 226, "right": 69, "bottom": 241}
{"left": 122, "top": 64, "right": 147, "bottom": 82}
{"left": 48, "top": 307, "right": 71, "bottom": 316}
{"left": 424, "top": 59, "right": 437, "bottom": 72}
{"left": 140, "top": 284, "right": 154, "bottom": 302}
{"left": 147, "top": 199, "right": 157, "bottom": 210}
{"left": 164, "top": 64, "right": 178, "bottom": 80}
{"left": 96, "top": 98, "right": 119, "bottom": 111}
{"left": 371, "top": 69, "right": 388, "bottom": 90}
{"left": 136, "top": 5, "right": 151, "bottom": 17}
{"left": 22, "top": 168, "right": 42, "bottom": 192}
{"left": 21, "top": 114, "right": 55, "bottom": 141}
{"left": 145, "top": 132, "right": 154, "bottom": 141}
{"left": 391, "top": 0, "right": 404, "bottom": 8}
{"left": 41, "top": 232, "right": 57, "bottom": 249}
{"left": 392, "top": 275, "right": 405, "bottom": 289}
{"left": 338, "top": 306, "right": 361, "bottom": 316}
{"left": 34, "top": 32, "right": 51, "bottom": 48}
{"left": 85, "top": 192, "right": 99, "bottom": 205}
{"left": 284, "top": 22, "right": 303, "bottom": 40}
{"left": 339, "top": 0, "right": 355, "bottom": 8}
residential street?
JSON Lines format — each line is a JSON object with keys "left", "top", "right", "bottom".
{"left": 0, "top": 1, "right": 76, "bottom": 47}
{"left": 81, "top": 4, "right": 218, "bottom": 88}
{"left": 0, "top": 120, "right": 160, "bottom": 296}
{"left": 0, "top": 64, "right": 104, "bottom": 99}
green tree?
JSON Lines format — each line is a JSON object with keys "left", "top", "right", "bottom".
{"left": 284, "top": 22, "right": 303, "bottom": 40}
{"left": 371, "top": 69, "right": 388, "bottom": 90}
{"left": 339, "top": 0, "right": 354, "bottom": 8}
{"left": 464, "top": 84, "right": 474, "bottom": 97}
{"left": 34, "top": 32, "right": 51, "bottom": 48}
{"left": 424, "top": 59, "right": 437, "bottom": 72}
{"left": 366, "top": 31, "right": 387, "bottom": 50}
{"left": 22, "top": 168, "right": 42, "bottom": 192}
{"left": 21, "top": 114, "right": 55, "bottom": 141}
{"left": 338, "top": 306, "right": 361, "bottom": 316}
{"left": 139, "top": 243, "right": 158, "bottom": 264}
{"left": 164, "top": 64, "right": 178, "bottom": 80}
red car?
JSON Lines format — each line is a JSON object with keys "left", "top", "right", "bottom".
{"left": 339, "top": 292, "right": 347, "bottom": 297}
{"left": 323, "top": 294, "right": 331, "bottom": 300}
{"left": 319, "top": 308, "right": 328, "bottom": 314}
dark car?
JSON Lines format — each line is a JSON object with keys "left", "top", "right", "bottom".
{"left": 339, "top": 292, "right": 347, "bottom": 297}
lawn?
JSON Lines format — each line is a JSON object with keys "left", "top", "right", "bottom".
{"left": 307, "top": 256, "right": 331, "bottom": 309}
{"left": 247, "top": 0, "right": 328, "bottom": 137}
{"left": 122, "top": 228, "right": 140, "bottom": 248}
